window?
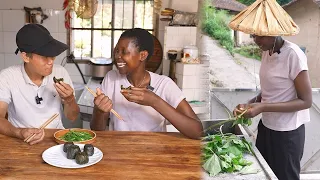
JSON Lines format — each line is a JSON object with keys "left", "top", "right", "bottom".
{"left": 70, "top": 0, "right": 155, "bottom": 59}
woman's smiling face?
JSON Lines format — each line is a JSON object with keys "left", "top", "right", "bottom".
{"left": 113, "top": 37, "right": 143, "bottom": 75}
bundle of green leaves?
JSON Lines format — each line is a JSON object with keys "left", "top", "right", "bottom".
{"left": 232, "top": 115, "right": 252, "bottom": 127}
{"left": 203, "top": 109, "right": 252, "bottom": 134}
{"left": 202, "top": 134, "right": 256, "bottom": 176}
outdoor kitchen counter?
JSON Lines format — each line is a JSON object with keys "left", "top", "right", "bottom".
{"left": 0, "top": 129, "right": 201, "bottom": 180}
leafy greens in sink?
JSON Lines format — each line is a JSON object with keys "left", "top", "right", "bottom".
{"left": 202, "top": 133, "right": 258, "bottom": 176}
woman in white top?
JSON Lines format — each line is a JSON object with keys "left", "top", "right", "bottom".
{"left": 233, "top": 35, "right": 312, "bottom": 180}
{"left": 91, "top": 28, "right": 203, "bottom": 139}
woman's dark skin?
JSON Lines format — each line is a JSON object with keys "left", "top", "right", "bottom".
{"left": 234, "top": 36, "right": 312, "bottom": 117}
{"left": 91, "top": 37, "right": 203, "bottom": 139}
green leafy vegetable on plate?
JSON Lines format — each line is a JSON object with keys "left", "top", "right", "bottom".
{"left": 60, "top": 130, "right": 93, "bottom": 142}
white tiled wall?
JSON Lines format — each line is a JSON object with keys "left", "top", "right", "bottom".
{"left": 3, "top": 32, "right": 16, "bottom": 53}
{"left": 4, "top": 54, "right": 21, "bottom": 68}
{"left": 0, "top": 11, "right": 3, "bottom": 31}
{"left": 0, "top": 31, "right": 3, "bottom": 53}
{"left": 170, "top": 0, "right": 198, "bottom": 12}
{"left": 162, "top": 26, "right": 197, "bottom": 76}
{"left": 164, "top": 26, "right": 197, "bottom": 57}
{"left": 2, "top": 10, "right": 25, "bottom": 32}
{"left": 42, "top": 11, "right": 60, "bottom": 33}
{"left": 157, "top": 0, "right": 170, "bottom": 47}
{"left": 162, "top": 25, "right": 210, "bottom": 119}
{"left": 0, "top": 54, "right": 4, "bottom": 70}
{"left": 0, "top": 0, "right": 88, "bottom": 83}
{"left": 175, "top": 62, "right": 210, "bottom": 102}
{"left": 0, "top": 8, "right": 71, "bottom": 71}
{"left": 0, "top": 0, "right": 65, "bottom": 10}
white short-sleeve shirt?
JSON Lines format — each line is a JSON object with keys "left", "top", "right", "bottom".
{"left": 101, "top": 70, "right": 185, "bottom": 132}
{"left": 0, "top": 63, "right": 74, "bottom": 129}
{"left": 259, "top": 40, "right": 310, "bottom": 131}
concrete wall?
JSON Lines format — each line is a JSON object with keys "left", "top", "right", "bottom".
{"left": 238, "top": 31, "right": 253, "bottom": 45}
{"left": 284, "top": 0, "right": 320, "bottom": 87}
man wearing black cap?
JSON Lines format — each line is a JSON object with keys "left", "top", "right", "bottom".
{"left": 0, "top": 24, "right": 80, "bottom": 145}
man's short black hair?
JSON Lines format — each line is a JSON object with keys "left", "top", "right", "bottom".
{"left": 120, "top": 28, "right": 154, "bottom": 61}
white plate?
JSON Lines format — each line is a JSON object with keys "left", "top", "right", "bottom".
{"left": 42, "top": 144, "right": 103, "bottom": 168}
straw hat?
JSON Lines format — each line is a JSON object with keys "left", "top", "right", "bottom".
{"left": 228, "top": 0, "right": 299, "bottom": 36}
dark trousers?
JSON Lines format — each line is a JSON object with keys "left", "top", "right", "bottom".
{"left": 256, "top": 121, "right": 305, "bottom": 180}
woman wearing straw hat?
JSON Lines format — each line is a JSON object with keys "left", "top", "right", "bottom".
{"left": 231, "top": 0, "right": 312, "bottom": 179}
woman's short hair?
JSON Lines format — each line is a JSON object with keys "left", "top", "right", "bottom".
{"left": 120, "top": 28, "right": 154, "bottom": 61}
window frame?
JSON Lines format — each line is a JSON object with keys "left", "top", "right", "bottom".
{"left": 66, "top": 0, "right": 157, "bottom": 63}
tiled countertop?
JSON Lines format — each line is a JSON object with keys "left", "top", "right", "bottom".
{"left": 77, "top": 77, "right": 209, "bottom": 115}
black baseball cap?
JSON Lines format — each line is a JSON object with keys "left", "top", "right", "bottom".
{"left": 15, "top": 24, "right": 68, "bottom": 57}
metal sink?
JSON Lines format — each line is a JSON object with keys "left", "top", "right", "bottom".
{"left": 201, "top": 119, "right": 243, "bottom": 136}
{"left": 201, "top": 119, "right": 278, "bottom": 179}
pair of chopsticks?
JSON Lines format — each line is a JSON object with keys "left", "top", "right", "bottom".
{"left": 85, "top": 86, "right": 123, "bottom": 120}
{"left": 24, "top": 113, "right": 59, "bottom": 143}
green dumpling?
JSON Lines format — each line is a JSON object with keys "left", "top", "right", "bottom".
{"left": 53, "top": 76, "right": 64, "bottom": 84}
{"left": 75, "top": 151, "right": 89, "bottom": 165}
{"left": 120, "top": 85, "right": 132, "bottom": 90}
{"left": 63, "top": 142, "right": 74, "bottom": 152}
{"left": 84, "top": 144, "right": 94, "bottom": 156}
{"left": 67, "top": 145, "right": 80, "bottom": 159}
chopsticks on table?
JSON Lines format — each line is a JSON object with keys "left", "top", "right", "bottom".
{"left": 85, "top": 86, "right": 123, "bottom": 120}
{"left": 24, "top": 113, "right": 59, "bottom": 143}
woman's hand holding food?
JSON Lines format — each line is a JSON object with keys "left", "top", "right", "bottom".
{"left": 233, "top": 103, "right": 264, "bottom": 118}
{"left": 121, "top": 87, "right": 160, "bottom": 107}
{"left": 54, "top": 80, "right": 75, "bottom": 103}
{"left": 94, "top": 88, "right": 113, "bottom": 113}
{"left": 19, "top": 128, "right": 44, "bottom": 145}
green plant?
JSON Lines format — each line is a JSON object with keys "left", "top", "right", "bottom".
{"left": 234, "top": 45, "right": 262, "bottom": 60}
{"left": 201, "top": 0, "right": 234, "bottom": 54}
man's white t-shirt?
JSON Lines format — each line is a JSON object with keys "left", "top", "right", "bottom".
{"left": 0, "top": 64, "right": 74, "bottom": 129}
{"left": 259, "top": 40, "right": 310, "bottom": 131}
{"left": 101, "top": 70, "right": 185, "bottom": 132}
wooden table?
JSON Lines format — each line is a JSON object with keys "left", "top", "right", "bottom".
{"left": 0, "top": 129, "right": 201, "bottom": 180}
